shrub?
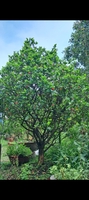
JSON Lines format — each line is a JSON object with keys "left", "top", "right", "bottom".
{"left": 7, "top": 143, "right": 32, "bottom": 156}
{"left": 49, "top": 164, "right": 84, "bottom": 180}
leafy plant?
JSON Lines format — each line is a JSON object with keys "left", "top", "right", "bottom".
{"left": 17, "top": 144, "right": 32, "bottom": 156}
{"left": 7, "top": 143, "right": 31, "bottom": 156}
{"left": 7, "top": 144, "right": 18, "bottom": 156}
{"left": 1, "top": 37, "right": 89, "bottom": 165}
{"left": 49, "top": 164, "right": 84, "bottom": 180}
{"left": 20, "top": 163, "right": 31, "bottom": 180}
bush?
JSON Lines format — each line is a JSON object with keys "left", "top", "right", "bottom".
{"left": 7, "top": 144, "right": 18, "bottom": 156}
{"left": 49, "top": 164, "right": 84, "bottom": 180}
{"left": 46, "top": 124, "right": 89, "bottom": 179}
{"left": 20, "top": 163, "right": 31, "bottom": 180}
{"left": 7, "top": 143, "right": 32, "bottom": 156}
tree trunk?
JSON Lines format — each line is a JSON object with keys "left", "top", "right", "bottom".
{"left": 38, "top": 144, "right": 44, "bottom": 165}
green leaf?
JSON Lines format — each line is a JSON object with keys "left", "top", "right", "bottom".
{"left": 25, "top": 115, "right": 30, "bottom": 120}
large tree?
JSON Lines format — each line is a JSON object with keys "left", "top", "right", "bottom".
{"left": 63, "top": 20, "right": 89, "bottom": 72}
{"left": 1, "top": 38, "right": 89, "bottom": 164}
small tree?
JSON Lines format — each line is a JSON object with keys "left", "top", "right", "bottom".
{"left": 1, "top": 38, "right": 89, "bottom": 164}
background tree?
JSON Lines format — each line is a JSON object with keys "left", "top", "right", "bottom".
{"left": 63, "top": 20, "right": 89, "bottom": 72}
{"left": 0, "top": 80, "right": 4, "bottom": 164}
{"left": 1, "top": 38, "right": 89, "bottom": 164}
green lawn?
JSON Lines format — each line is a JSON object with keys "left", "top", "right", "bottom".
{"left": 1, "top": 139, "right": 10, "bottom": 163}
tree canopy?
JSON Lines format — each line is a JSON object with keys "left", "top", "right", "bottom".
{"left": 1, "top": 38, "right": 89, "bottom": 164}
{"left": 63, "top": 20, "right": 89, "bottom": 72}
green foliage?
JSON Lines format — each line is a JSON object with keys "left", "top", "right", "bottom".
{"left": 63, "top": 20, "right": 89, "bottom": 71}
{"left": 2, "top": 119, "right": 26, "bottom": 140}
{"left": 7, "top": 143, "right": 31, "bottom": 156}
{"left": 49, "top": 164, "right": 84, "bottom": 180}
{"left": 45, "top": 123, "right": 89, "bottom": 167}
{"left": 7, "top": 144, "right": 18, "bottom": 156}
{"left": 56, "top": 133, "right": 89, "bottom": 168}
{"left": 1, "top": 37, "right": 89, "bottom": 164}
{"left": 0, "top": 175, "right": 3, "bottom": 180}
{"left": 17, "top": 144, "right": 31, "bottom": 156}
{"left": 45, "top": 122, "right": 89, "bottom": 179}
{"left": 0, "top": 123, "right": 3, "bottom": 137}
{"left": 1, "top": 127, "right": 89, "bottom": 179}
{"left": 20, "top": 163, "right": 31, "bottom": 180}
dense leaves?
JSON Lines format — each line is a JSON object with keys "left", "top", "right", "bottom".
{"left": 1, "top": 37, "right": 89, "bottom": 164}
{"left": 63, "top": 20, "right": 89, "bottom": 71}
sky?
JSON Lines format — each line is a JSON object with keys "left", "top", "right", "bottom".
{"left": 0, "top": 20, "right": 75, "bottom": 70}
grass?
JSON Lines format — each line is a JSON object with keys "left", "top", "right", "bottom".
{"left": 1, "top": 139, "right": 10, "bottom": 163}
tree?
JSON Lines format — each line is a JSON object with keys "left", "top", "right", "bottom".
{"left": 0, "top": 80, "right": 4, "bottom": 164}
{"left": 1, "top": 38, "right": 89, "bottom": 164}
{"left": 63, "top": 20, "right": 89, "bottom": 72}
